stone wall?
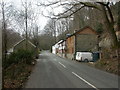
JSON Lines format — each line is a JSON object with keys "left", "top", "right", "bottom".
{"left": 99, "top": 36, "right": 112, "bottom": 48}
{"left": 76, "top": 34, "right": 98, "bottom": 52}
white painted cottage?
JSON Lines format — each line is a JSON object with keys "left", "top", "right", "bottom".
{"left": 52, "top": 40, "right": 66, "bottom": 58}
{"left": 52, "top": 42, "right": 59, "bottom": 54}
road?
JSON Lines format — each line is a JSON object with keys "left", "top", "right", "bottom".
{"left": 25, "top": 51, "right": 119, "bottom": 89}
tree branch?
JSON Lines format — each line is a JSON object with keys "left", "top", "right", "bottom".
{"left": 37, "top": 1, "right": 59, "bottom": 7}
{"left": 80, "top": 2, "right": 101, "bottom": 11}
{"left": 41, "top": 5, "right": 85, "bottom": 20}
{"left": 97, "top": 2, "right": 114, "bottom": 24}
{"left": 39, "top": 2, "right": 102, "bottom": 20}
{"left": 106, "top": 4, "right": 114, "bottom": 24}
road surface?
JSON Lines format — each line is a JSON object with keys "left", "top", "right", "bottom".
{"left": 25, "top": 51, "right": 119, "bottom": 89}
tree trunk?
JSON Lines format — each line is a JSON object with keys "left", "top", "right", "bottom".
{"left": 25, "top": 2, "right": 28, "bottom": 51}
{"left": 101, "top": 4, "right": 119, "bottom": 49}
{"left": 118, "top": 2, "right": 120, "bottom": 31}
{"left": 2, "top": 1, "right": 7, "bottom": 61}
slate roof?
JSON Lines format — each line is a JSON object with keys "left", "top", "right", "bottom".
{"left": 13, "top": 38, "right": 36, "bottom": 48}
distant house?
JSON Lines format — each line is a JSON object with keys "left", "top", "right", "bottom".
{"left": 52, "top": 43, "right": 59, "bottom": 54}
{"left": 57, "top": 40, "right": 66, "bottom": 58}
{"left": 52, "top": 26, "right": 98, "bottom": 60}
{"left": 66, "top": 26, "right": 98, "bottom": 59}
{"left": 13, "top": 38, "right": 36, "bottom": 52}
{"left": 52, "top": 40, "right": 64, "bottom": 55}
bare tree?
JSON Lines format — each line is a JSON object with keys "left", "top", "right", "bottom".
{"left": 44, "top": 19, "right": 57, "bottom": 42}
{"left": 1, "top": 1, "right": 23, "bottom": 61}
{"left": 38, "top": 1, "right": 119, "bottom": 48}
{"left": 12, "top": 0, "right": 39, "bottom": 49}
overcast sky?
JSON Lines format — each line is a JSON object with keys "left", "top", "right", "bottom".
{"left": 0, "top": 0, "right": 66, "bottom": 35}
{"left": 0, "top": 0, "right": 51, "bottom": 33}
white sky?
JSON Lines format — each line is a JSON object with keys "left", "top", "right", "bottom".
{"left": 0, "top": 0, "right": 66, "bottom": 35}
{"left": 1, "top": 0, "right": 52, "bottom": 32}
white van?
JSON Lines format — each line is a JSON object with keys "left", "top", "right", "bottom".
{"left": 76, "top": 52, "right": 93, "bottom": 62}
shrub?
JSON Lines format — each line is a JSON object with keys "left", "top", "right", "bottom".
{"left": 3, "top": 49, "right": 34, "bottom": 69}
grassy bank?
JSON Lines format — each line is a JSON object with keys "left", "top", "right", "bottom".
{"left": 3, "top": 49, "right": 37, "bottom": 88}
{"left": 3, "top": 61, "right": 36, "bottom": 88}
{"left": 87, "top": 58, "right": 119, "bottom": 76}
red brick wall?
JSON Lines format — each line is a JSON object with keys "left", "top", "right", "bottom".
{"left": 66, "top": 36, "right": 75, "bottom": 54}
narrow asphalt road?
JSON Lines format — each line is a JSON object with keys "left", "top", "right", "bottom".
{"left": 25, "top": 51, "right": 119, "bottom": 89}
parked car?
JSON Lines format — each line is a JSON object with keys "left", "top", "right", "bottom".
{"left": 76, "top": 52, "right": 93, "bottom": 62}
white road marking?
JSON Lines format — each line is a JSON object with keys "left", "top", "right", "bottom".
{"left": 72, "top": 72, "right": 99, "bottom": 90}
{"left": 59, "top": 62, "right": 66, "bottom": 68}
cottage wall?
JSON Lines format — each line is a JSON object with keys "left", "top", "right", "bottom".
{"left": 66, "top": 36, "right": 75, "bottom": 59}
{"left": 76, "top": 34, "right": 98, "bottom": 52}
{"left": 57, "top": 41, "right": 66, "bottom": 58}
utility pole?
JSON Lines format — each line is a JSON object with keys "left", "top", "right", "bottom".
{"left": 2, "top": 0, "right": 7, "bottom": 61}
{"left": 53, "top": 20, "right": 57, "bottom": 43}
{"left": 25, "top": 0, "right": 28, "bottom": 50}
{"left": 35, "top": 26, "right": 39, "bottom": 58}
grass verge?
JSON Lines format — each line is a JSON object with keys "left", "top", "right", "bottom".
{"left": 87, "top": 58, "right": 119, "bottom": 76}
{"left": 3, "top": 60, "right": 36, "bottom": 88}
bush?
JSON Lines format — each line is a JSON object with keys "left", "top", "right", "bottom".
{"left": 3, "top": 49, "right": 34, "bottom": 69}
